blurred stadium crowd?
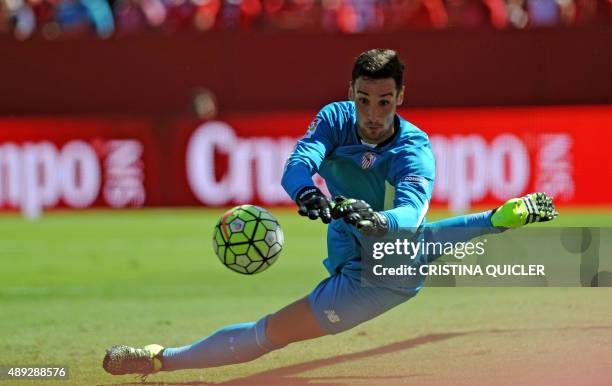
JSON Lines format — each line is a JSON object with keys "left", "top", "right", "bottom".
{"left": 0, "top": 0, "right": 610, "bottom": 39}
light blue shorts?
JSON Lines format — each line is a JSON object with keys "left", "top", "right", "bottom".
{"left": 307, "top": 259, "right": 419, "bottom": 335}
{"left": 307, "top": 219, "right": 420, "bottom": 334}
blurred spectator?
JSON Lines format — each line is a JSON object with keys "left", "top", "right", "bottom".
{"left": 557, "top": 0, "right": 576, "bottom": 24}
{"left": 29, "top": 0, "right": 57, "bottom": 29}
{"left": 263, "top": 0, "right": 321, "bottom": 31}
{"left": 444, "top": 0, "right": 505, "bottom": 28}
{"left": 0, "top": 0, "right": 609, "bottom": 38}
{"left": 379, "top": 0, "right": 448, "bottom": 29}
{"left": 54, "top": 0, "right": 114, "bottom": 37}
{"left": 526, "top": 0, "right": 561, "bottom": 26}
{"left": 484, "top": 0, "right": 508, "bottom": 27}
{"left": 507, "top": 0, "right": 528, "bottom": 27}
{"left": 113, "top": 0, "right": 166, "bottom": 34}
{"left": 446, "top": 0, "right": 490, "bottom": 27}
{"left": 193, "top": 0, "right": 219, "bottom": 31}
{"left": 160, "top": 0, "right": 192, "bottom": 30}
{"left": 113, "top": 0, "right": 151, "bottom": 33}
{"left": 193, "top": 88, "right": 218, "bottom": 120}
{"left": 1, "top": 0, "right": 36, "bottom": 39}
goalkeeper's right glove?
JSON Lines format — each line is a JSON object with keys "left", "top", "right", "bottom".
{"left": 331, "top": 196, "right": 389, "bottom": 237}
{"left": 296, "top": 186, "right": 332, "bottom": 224}
{"left": 491, "top": 192, "right": 559, "bottom": 228}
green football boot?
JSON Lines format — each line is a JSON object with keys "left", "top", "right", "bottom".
{"left": 491, "top": 192, "right": 559, "bottom": 228}
{"left": 103, "top": 344, "right": 164, "bottom": 376}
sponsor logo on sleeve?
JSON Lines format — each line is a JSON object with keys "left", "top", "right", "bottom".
{"left": 304, "top": 117, "right": 321, "bottom": 139}
{"left": 401, "top": 175, "right": 430, "bottom": 188}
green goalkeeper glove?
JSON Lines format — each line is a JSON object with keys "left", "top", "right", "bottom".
{"left": 491, "top": 192, "right": 559, "bottom": 228}
{"left": 331, "top": 196, "right": 389, "bottom": 236}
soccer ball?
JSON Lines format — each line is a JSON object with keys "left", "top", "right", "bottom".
{"left": 213, "top": 205, "right": 284, "bottom": 274}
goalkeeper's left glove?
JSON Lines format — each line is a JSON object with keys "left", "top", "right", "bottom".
{"left": 331, "top": 196, "right": 389, "bottom": 237}
{"left": 491, "top": 192, "right": 559, "bottom": 228}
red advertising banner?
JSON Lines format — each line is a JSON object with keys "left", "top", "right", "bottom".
{"left": 407, "top": 106, "right": 612, "bottom": 210}
{"left": 0, "top": 118, "right": 158, "bottom": 216}
{"left": 1, "top": 106, "right": 611, "bottom": 216}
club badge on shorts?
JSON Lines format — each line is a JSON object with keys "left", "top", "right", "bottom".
{"left": 361, "top": 152, "right": 377, "bottom": 169}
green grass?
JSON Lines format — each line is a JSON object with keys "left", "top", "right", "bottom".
{"left": 1, "top": 207, "right": 611, "bottom": 385}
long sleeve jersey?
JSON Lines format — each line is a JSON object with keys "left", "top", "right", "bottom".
{"left": 282, "top": 101, "right": 435, "bottom": 231}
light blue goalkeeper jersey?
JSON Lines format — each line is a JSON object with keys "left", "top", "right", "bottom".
{"left": 282, "top": 101, "right": 435, "bottom": 231}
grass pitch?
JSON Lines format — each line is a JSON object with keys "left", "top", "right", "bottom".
{"left": 1, "top": 207, "right": 611, "bottom": 385}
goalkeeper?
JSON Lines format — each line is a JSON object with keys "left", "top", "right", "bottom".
{"left": 103, "top": 49, "right": 558, "bottom": 376}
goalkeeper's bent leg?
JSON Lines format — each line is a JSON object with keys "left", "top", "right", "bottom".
{"left": 161, "top": 297, "right": 324, "bottom": 371}
{"left": 161, "top": 316, "right": 280, "bottom": 371}
{"left": 419, "top": 192, "right": 557, "bottom": 262}
{"left": 421, "top": 210, "right": 503, "bottom": 262}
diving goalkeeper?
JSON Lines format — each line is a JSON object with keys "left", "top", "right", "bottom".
{"left": 102, "top": 48, "right": 558, "bottom": 376}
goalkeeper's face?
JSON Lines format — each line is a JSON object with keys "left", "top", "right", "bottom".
{"left": 350, "top": 77, "right": 405, "bottom": 144}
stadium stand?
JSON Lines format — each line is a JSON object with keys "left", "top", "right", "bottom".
{"left": 1, "top": 0, "right": 610, "bottom": 39}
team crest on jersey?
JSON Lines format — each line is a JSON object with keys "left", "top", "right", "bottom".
{"left": 361, "top": 152, "right": 378, "bottom": 169}
{"left": 304, "top": 117, "right": 321, "bottom": 139}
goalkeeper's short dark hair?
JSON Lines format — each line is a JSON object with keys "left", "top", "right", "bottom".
{"left": 351, "top": 49, "right": 404, "bottom": 91}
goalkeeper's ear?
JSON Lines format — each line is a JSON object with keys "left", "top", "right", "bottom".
{"left": 348, "top": 82, "right": 355, "bottom": 101}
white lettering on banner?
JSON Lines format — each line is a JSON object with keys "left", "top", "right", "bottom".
{"left": 21, "top": 142, "right": 61, "bottom": 218}
{"left": 252, "top": 137, "right": 296, "bottom": 203}
{"left": 60, "top": 141, "right": 101, "bottom": 208}
{"left": 185, "top": 123, "right": 572, "bottom": 210}
{"left": 230, "top": 139, "right": 254, "bottom": 203}
{"left": 429, "top": 136, "right": 450, "bottom": 207}
{"left": 187, "top": 122, "right": 240, "bottom": 205}
{"left": 186, "top": 122, "right": 296, "bottom": 206}
{"left": 453, "top": 135, "right": 487, "bottom": 211}
{"left": 0, "top": 141, "right": 100, "bottom": 218}
{"left": 104, "top": 140, "right": 146, "bottom": 208}
{"left": 0, "top": 143, "right": 20, "bottom": 207}
{"left": 430, "top": 134, "right": 530, "bottom": 212}
{"left": 0, "top": 139, "right": 144, "bottom": 218}
{"left": 489, "top": 135, "right": 529, "bottom": 201}
{"left": 536, "top": 134, "right": 574, "bottom": 200}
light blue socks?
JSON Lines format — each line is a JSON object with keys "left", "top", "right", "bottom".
{"left": 161, "top": 316, "right": 281, "bottom": 371}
